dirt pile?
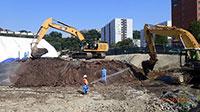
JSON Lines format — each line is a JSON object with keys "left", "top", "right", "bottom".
{"left": 13, "top": 58, "right": 167, "bottom": 87}
{"left": 13, "top": 58, "right": 131, "bottom": 87}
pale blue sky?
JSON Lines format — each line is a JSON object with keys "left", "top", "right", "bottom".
{"left": 0, "top": 0, "right": 171, "bottom": 32}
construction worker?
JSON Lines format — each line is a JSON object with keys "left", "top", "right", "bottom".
{"left": 101, "top": 68, "right": 107, "bottom": 82}
{"left": 82, "top": 75, "right": 89, "bottom": 94}
{"left": 193, "top": 52, "right": 197, "bottom": 60}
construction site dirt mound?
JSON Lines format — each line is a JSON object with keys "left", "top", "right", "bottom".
{"left": 13, "top": 58, "right": 165, "bottom": 87}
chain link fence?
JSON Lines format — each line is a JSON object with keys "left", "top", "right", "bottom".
{"left": 106, "top": 45, "right": 183, "bottom": 55}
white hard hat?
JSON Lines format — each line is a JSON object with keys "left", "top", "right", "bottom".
{"left": 83, "top": 75, "right": 87, "bottom": 78}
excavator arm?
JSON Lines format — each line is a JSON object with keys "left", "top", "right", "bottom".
{"left": 34, "top": 18, "right": 84, "bottom": 44}
{"left": 142, "top": 24, "right": 200, "bottom": 76}
{"left": 31, "top": 18, "right": 109, "bottom": 59}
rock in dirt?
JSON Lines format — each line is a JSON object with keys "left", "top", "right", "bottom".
{"left": 159, "top": 89, "right": 200, "bottom": 111}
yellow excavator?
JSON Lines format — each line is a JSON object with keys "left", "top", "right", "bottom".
{"left": 142, "top": 24, "right": 200, "bottom": 83}
{"left": 31, "top": 18, "right": 109, "bottom": 59}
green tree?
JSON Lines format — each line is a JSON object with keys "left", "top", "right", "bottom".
{"left": 62, "top": 37, "right": 79, "bottom": 51}
{"left": 188, "top": 20, "right": 200, "bottom": 42}
{"left": 49, "top": 31, "right": 62, "bottom": 38}
{"left": 83, "top": 29, "right": 101, "bottom": 41}
{"left": 133, "top": 30, "right": 140, "bottom": 39}
{"left": 19, "top": 30, "right": 30, "bottom": 33}
{"left": 154, "top": 34, "right": 169, "bottom": 46}
{"left": 44, "top": 31, "right": 80, "bottom": 51}
{"left": 116, "top": 38, "right": 134, "bottom": 48}
{"left": 44, "top": 32, "right": 62, "bottom": 51}
{"left": 110, "top": 43, "right": 116, "bottom": 48}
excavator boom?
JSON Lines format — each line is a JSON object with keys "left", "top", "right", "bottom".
{"left": 31, "top": 18, "right": 109, "bottom": 59}
{"left": 142, "top": 24, "right": 200, "bottom": 76}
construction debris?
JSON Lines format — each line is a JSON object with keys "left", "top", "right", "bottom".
{"left": 159, "top": 89, "right": 200, "bottom": 111}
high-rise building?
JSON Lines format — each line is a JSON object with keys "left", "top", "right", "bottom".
{"left": 140, "top": 21, "right": 172, "bottom": 47}
{"left": 172, "top": 0, "right": 200, "bottom": 29}
{"left": 101, "top": 18, "right": 133, "bottom": 45}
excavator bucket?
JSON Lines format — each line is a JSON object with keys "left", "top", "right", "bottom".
{"left": 31, "top": 47, "right": 48, "bottom": 58}
{"left": 142, "top": 60, "right": 156, "bottom": 76}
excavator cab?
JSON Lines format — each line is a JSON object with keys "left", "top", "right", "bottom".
{"left": 81, "top": 40, "right": 98, "bottom": 50}
{"left": 75, "top": 40, "right": 108, "bottom": 59}
{"left": 180, "top": 49, "right": 200, "bottom": 71}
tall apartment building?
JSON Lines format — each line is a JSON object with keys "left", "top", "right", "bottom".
{"left": 101, "top": 18, "right": 133, "bottom": 45}
{"left": 140, "top": 21, "right": 172, "bottom": 47}
{"left": 172, "top": 0, "right": 200, "bottom": 29}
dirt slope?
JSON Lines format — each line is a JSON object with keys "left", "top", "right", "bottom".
{"left": 106, "top": 54, "right": 179, "bottom": 70}
{"left": 13, "top": 58, "right": 137, "bottom": 87}
{"left": 13, "top": 58, "right": 165, "bottom": 87}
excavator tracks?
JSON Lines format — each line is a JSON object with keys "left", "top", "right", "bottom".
{"left": 72, "top": 52, "right": 105, "bottom": 59}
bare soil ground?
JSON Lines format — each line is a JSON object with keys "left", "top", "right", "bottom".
{"left": 0, "top": 57, "right": 199, "bottom": 112}
{"left": 0, "top": 84, "right": 177, "bottom": 112}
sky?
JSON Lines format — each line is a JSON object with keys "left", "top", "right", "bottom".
{"left": 0, "top": 0, "right": 171, "bottom": 33}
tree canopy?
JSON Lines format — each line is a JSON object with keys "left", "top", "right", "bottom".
{"left": 154, "top": 34, "right": 169, "bottom": 46}
{"left": 133, "top": 30, "right": 140, "bottom": 39}
{"left": 188, "top": 20, "right": 200, "bottom": 43}
{"left": 82, "top": 29, "right": 101, "bottom": 41}
{"left": 44, "top": 29, "right": 101, "bottom": 51}
{"left": 19, "top": 30, "right": 30, "bottom": 33}
{"left": 111, "top": 38, "right": 135, "bottom": 48}
{"left": 44, "top": 31, "right": 79, "bottom": 51}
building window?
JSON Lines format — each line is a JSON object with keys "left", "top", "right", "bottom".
{"left": 182, "top": 11, "right": 184, "bottom": 16}
{"left": 173, "top": 0, "right": 179, "bottom": 7}
{"left": 182, "top": 18, "right": 184, "bottom": 22}
{"left": 181, "top": 0, "right": 184, "bottom": 5}
{"left": 181, "top": 6, "right": 184, "bottom": 17}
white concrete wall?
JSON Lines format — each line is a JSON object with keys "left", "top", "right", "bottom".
{"left": 115, "top": 18, "right": 122, "bottom": 44}
{"left": 127, "top": 19, "right": 133, "bottom": 39}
